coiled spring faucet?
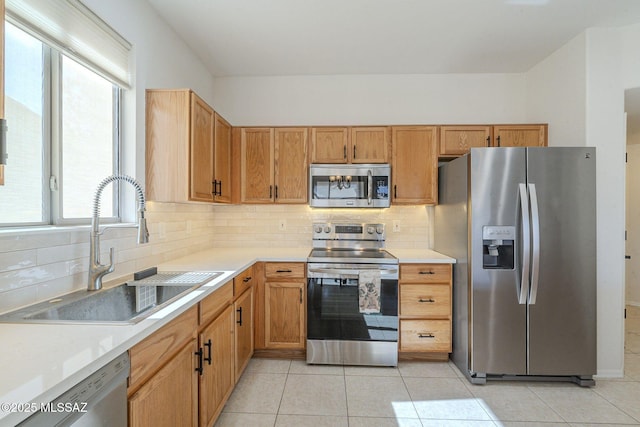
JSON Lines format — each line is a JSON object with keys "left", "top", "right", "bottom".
{"left": 89, "top": 174, "right": 149, "bottom": 290}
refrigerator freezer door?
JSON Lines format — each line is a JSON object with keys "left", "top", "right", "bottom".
{"left": 470, "top": 148, "right": 527, "bottom": 375}
{"left": 526, "top": 147, "right": 597, "bottom": 376}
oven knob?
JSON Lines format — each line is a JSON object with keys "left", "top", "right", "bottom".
{"left": 376, "top": 226, "right": 384, "bottom": 234}
{"left": 324, "top": 226, "right": 332, "bottom": 233}
{"left": 367, "top": 226, "right": 374, "bottom": 234}
{"left": 314, "top": 225, "right": 323, "bottom": 233}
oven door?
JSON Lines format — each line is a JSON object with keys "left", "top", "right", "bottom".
{"left": 306, "top": 264, "right": 398, "bottom": 366}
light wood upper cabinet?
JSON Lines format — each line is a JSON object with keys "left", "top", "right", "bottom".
{"left": 493, "top": 124, "right": 547, "bottom": 147}
{"left": 439, "top": 126, "right": 491, "bottom": 157}
{"left": 351, "top": 126, "right": 389, "bottom": 163}
{"left": 274, "top": 128, "right": 308, "bottom": 203}
{"left": 240, "top": 127, "right": 308, "bottom": 204}
{"left": 241, "top": 128, "right": 274, "bottom": 203}
{"left": 146, "top": 89, "right": 232, "bottom": 204}
{"left": 190, "top": 93, "right": 215, "bottom": 202}
{"left": 310, "top": 127, "right": 349, "bottom": 163}
{"left": 391, "top": 126, "right": 438, "bottom": 205}
{"left": 213, "top": 113, "right": 232, "bottom": 203}
{"left": 310, "top": 126, "right": 388, "bottom": 164}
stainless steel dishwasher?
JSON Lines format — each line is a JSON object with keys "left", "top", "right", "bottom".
{"left": 18, "top": 352, "right": 129, "bottom": 427}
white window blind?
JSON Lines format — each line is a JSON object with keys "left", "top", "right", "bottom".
{"left": 6, "top": 0, "right": 132, "bottom": 88}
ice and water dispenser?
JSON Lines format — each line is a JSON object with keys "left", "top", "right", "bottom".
{"left": 482, "top": 226, "right": 515, "bottom": 269}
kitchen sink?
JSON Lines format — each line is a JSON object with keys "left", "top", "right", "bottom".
{"left": 0, "top": 271, "right": 223, "bottom": 325}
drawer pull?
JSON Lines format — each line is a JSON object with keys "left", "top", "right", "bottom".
{"left": 276, "top": 269, "right": 292, "bottom": 273}
{"left": 418, "top": 333, "right": 435, "bottom": 339}
{"left": 418, "top": 298, "right": 435, "bottom": 303}
{"left": 242, "top": 276, "right": 252, "bottom": 283}
{"left": 204, "top": 339, "right": 212, "bottom": 365}
{"left": 419, "top": 271, "right": 435, "bottom": 275}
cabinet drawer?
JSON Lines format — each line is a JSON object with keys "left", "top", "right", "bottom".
{"left": 200, "top": 280, "right": 233, "bottom": 326}
{"left": 265, "top": 262, "right": 305, "bottom": 279}
{"left": 400, "top": 319, "right": 451, "bottom": 352}
{"left": 400, "top": 284, "right": 450, "bottom": 317}
{"left": 129, "top": 305, "right": 198, "bottom": 390}
{"left": 234, "top": 266, "right": 255, "bottom": 297}
{"left": 400, "top": 264, "right": 451, "bottom": 283}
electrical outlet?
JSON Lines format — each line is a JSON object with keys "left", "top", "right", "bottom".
{"left": 393, "top": 220, "right": 401, "bottom": 232}
{"left": 279, "top": 219, "right": 287, "bottom": 231}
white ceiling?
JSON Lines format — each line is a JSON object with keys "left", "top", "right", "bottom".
{"left": 147, "top": 0, "right": 640, "bottom": 77}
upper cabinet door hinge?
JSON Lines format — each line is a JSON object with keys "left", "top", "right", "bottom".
{"left": 49, "top": 175, "right": 59, "bottom": 191}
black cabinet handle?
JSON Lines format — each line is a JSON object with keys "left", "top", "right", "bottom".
{"left": 269, "top": 185, "right": 273, "bottom": 198}
{"left": 486, "top": 136, "right": 490, "bottom": 146}
{"left": 204, "top": 339, "right": 212, "bottom": 365}
{"left": 394, "top": 185, "right": 397, "bottom": 199}
{"left": 299, "top": 288, "right": 303, "bottom": 303}
{"left": 243, "top": 276, "right": 252, "bottom": 283}
{"left": 218, "top": 181, "right": 222, "bottom": 196}
{"left": 237, "top": 307, "right": 243, "bottom": 326}
{"left": 353, "top": 145, "right": 357, "bottom": 159}
{"left": 419, "top": 271, "right": 435, "bottom": 275}
{"left": 275, "top": 185, "right": 278, "bottom": 199}
{"left": 418, "top": 298, "right": 435, "bottom": 303}
{"left": 343, "top": 145, "right": 347, "bottom": 160}
{"left": 496, "top": 135, "right": 501, "bottom": 147}
{"left": 418, "top": 333, "right": 435, "bottom": 339}
{"left": 195, "top": 348, "right": 204, "bottom": 375}
{"left": 276, "top": 269, "right": 292, "bottom": 273}
{"left": 211, "top": 180, "right": 217, "bottom": 196}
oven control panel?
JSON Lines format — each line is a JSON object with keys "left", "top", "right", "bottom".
{"left": 312, "top": 222, "right": 385, "bottom": 241}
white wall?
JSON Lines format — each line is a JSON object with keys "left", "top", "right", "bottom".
{"left": 212, "top": 74, "right": 526, "bottom": 126}
{"left": 525, "top": 33, "right": 587, "bottom": 146}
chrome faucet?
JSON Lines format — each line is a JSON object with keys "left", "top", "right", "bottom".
{"left": 89, "top": 174, "right": 149, "bottom": 291}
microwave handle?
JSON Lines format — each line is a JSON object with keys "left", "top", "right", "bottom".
{"left": 367, "top": 170, "right": 373, "bottom": 205}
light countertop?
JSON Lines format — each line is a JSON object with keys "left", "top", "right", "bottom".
{"left": 0, "top": 246, "right": 453, "bottom": 426}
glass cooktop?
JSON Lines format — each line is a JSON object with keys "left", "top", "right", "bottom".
{"left": 308, "top": 249, "right": 397, "bottom": 264}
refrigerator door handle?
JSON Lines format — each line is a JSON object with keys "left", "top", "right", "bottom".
{"left": 528, "top": 183, "right": 540, "bottom": 304}
{"left": 518, "top": 183, "right": 531, "bottom": 305}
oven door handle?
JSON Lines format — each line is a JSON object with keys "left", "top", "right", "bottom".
{"left": 308, "top": 267, "right": 398, "bottom": 276}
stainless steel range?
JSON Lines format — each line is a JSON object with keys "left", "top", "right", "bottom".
{"left": 307, "top": 222, "right": 399, "bottom": 367}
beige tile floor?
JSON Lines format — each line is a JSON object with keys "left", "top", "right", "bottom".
{"left": 216, "top": 306, "right": 640, "bottom": 427}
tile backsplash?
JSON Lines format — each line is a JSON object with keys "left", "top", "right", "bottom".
{"left": 0, "top": 203, "right": 432, "bottom": 313}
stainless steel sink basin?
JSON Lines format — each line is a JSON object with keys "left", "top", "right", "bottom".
{"left": 0, "top": 271, "right": 223, "bottom": 325}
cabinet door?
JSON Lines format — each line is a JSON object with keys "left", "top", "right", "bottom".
{"left": 310, "top": 127, "right": 349, "bottom": 163}
{"left": 274, "top": 128, "right": 308, "bottom": 203}
{"left": 351, "top": 127, "right": 389, "bottom": 163}
{"left": 213, "top": 113, "right": 232, "bottom": 203}
{"left": 199, "top": 305, "right": 234, "bottom": 427}
{"left": 493, "top": 125, "right": 547, "bottom": 147}
{"left": 190, "top": 93, "right": 215, "bottom": 202}
{"left": 439, "top": 126, "right": 491, "bottom": 157}
{"left": 129, "top": 340, "right": 198, "bottom": 427}
{"left": 234, "top": 287, "right": 254, "bottom": 382}
{"left": 241, "top": 128, "right": 274, "bottom": 203}
{"left": 391, "top": 126, "right": 438, "bottom": 204}
{"left": 264, "top": 281, "right": 305, "bottom": 349}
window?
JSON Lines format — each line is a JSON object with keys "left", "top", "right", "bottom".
{"left": 0, "top": 21, "right": 121, "bottom": 226}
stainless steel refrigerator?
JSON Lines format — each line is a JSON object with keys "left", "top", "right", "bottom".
{"left": 435, "top": 147, "right": 596, "bottom": 386}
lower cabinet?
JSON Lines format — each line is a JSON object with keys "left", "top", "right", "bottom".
{"left": 234, "top": 286, "right": 254, "bottom": 381}
{"left": 254, "top": 262, "right": 306, "bottom": 352}
{"left": 199, "top": 305, "right": 234, "bottom": 427}
{"left": 398, "top": 263, "right": 453, "bottom": 358}
{"left": 128, "top": 307, "right": 199, "bottom": 427}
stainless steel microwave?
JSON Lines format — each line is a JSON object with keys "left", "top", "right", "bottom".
{"left": 309, "top": 164, "right": 390, "bottom": 208}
